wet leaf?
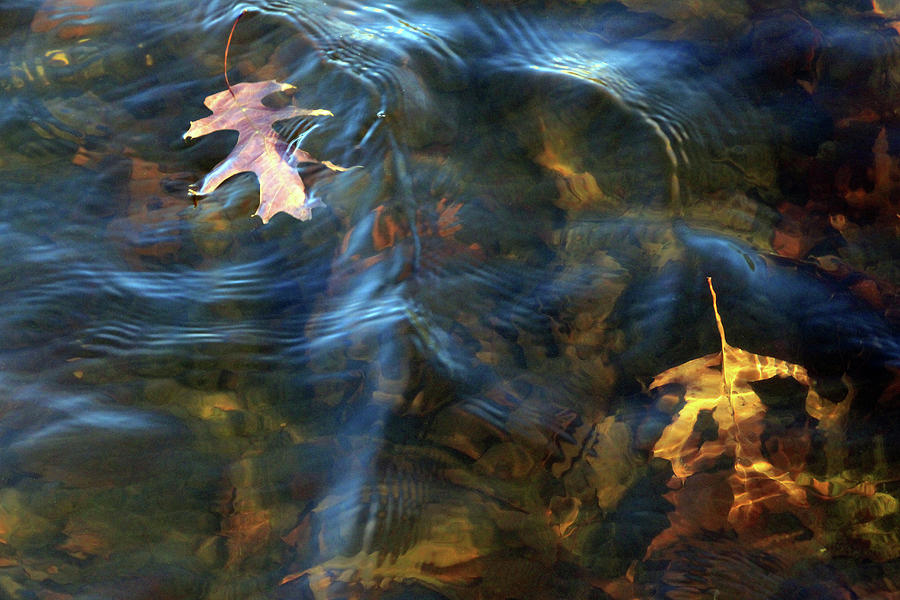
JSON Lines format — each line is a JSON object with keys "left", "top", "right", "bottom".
{"left": 183, "top": 80, "right": 339, "bottom": 223}
{"left": 105, "top": 154, "right": 193, "bottom": 263}
{"left": 328, "top": 198, "right": 484, "bottom": 295}
{"left": 30, "top": 0, "right": 104, "bottom": 39}
{"left": 221, "top": 509, "right": 272, "bottom": 569}
{"left": 57, "top": 528, "right": 108, "bottom": 560}
{"left": 282, "top": 501, "right": 490, "bottom": 598}
{"left": 649, "top": 278, "right": 872, "bottom": 528}
{"left": 535, "top": 117, "right": 616, "bottom": 212}
{"left": 826, "top": 492, "right": 900, "bottom": 561}
{"left": 550, "top": 415, "right": 642, "bottom": 512}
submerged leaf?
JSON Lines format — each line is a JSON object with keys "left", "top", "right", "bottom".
{"left": 650, "top": 278, "right": 871, "bottom": 528}
{"left": 183, "top": 80, "right": 335, "bottom": 223}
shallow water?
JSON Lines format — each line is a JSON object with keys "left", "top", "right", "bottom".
{"left": 0, "top": 1, "right": 899, "bottom": 598}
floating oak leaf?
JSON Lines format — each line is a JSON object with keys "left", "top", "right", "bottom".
{"left": 183, "top": 80, "right": 337, "bottom": 223}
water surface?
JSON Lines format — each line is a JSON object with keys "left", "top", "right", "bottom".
{"left": 0, "top": 0, "right": 898, "bottom": 598}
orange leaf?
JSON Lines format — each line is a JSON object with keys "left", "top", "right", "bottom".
{"left": 221, "top": 510, "right": 271, "bottom": 569}
{"left": 650, "top": 278, "right": 827, "bottom": 526}
{"left": 57, "top": 528, "right": 109, "bottom": 559}
{"left": 31, "top": 0, "right": 102, "bottom": 39}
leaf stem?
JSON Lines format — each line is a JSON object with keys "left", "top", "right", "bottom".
{"left": 708, "top": 277, "right": 742, "bottom": 444}
{"left": 224, "top": 10, "right": 247, "bottom": 98}
{"left": 707, "top": 276, "right": 727, "bottom": 352}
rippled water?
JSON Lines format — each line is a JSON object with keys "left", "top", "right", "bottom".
{"left": 1, "top": 0, "right": 899, "bottom": 598}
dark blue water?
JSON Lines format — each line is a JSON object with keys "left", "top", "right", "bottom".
{"left": 1, "top": 1, "right": 898, "bottom": 598}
